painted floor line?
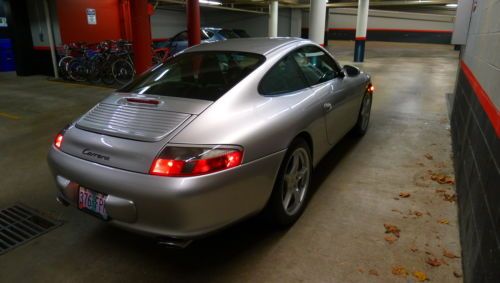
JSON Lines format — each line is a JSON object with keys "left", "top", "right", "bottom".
{"left": 0, "top": 112, "right": 21, "bottom": 120}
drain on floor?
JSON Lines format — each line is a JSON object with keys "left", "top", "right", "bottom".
{"left": 0, "top": 204, "right": 62, "bottom": 255}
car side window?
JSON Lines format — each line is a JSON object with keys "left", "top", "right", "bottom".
{"left": 292, "top": 46, "right": 341, "bottom": 86}
{"left": 259, "top": 54, "right": 309, "bottom": 96}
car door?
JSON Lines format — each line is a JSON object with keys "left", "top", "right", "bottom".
{"left": 291, "top": 46, "right": 354, "bottom": 145}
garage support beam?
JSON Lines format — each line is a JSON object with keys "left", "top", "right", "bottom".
{"left": 268, "top": 0, "right": 278, "bottom": 37}
{"left": 187, "top": 0, "right": 201, "bottom": 46}
{"left": 309, "top": 0, "right": 326, "bottom": 45}
{"left": 43, "top": 0, "right": 58, "bottom": 78}
{"left": 131, "top": 0, "right": 152, "bottom": 74}
{"left": 354, "top": 0, "right": 369, "bottom": 62}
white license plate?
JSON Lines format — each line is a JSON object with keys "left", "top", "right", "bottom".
{"left": 78, "top": 187, "right": 108, "bottom": 220}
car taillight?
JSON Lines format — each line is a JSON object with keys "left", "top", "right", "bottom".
{"left": 150, "top": 146, "right": 243, "bottom": 177}
{"left": 54, "top": 134, "right": 64, "bottom": 149}
{"left": 53, "top": 124, "right": 70, "bottom": 150}
{"left": 368, "top": 84, "right": 375, "bottom": 93}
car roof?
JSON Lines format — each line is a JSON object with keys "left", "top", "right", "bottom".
{"left": 183, "top": 37, "right": 310, "bottom": 56}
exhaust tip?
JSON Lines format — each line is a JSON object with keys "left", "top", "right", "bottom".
{"left": 157, "top": 237, "right": 193, "bottom": 249}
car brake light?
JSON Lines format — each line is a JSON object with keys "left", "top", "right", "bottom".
{"left": 150, "top": 146, "right": 243, "bottom": 177}
{"left": 54, "top": 134, "right": 64, "bottom": 149}
{"left": 368, "top": 84, "right": 375, "bottom": 92}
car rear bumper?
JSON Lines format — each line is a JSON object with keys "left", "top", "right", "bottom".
{"left": 47, "top": 146, "right": 285, "bottom": 239}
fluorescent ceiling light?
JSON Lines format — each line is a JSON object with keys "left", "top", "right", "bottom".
{"left": 446, "top": 3, "right": 458, "bottom": 8}
{"left": 199, "top": 0, "right": 222, "bottom": 5}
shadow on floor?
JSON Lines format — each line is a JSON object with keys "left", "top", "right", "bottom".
{"left": 82, "top": 132, "right": 362, "bottom": 272}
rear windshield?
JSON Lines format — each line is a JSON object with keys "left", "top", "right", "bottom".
{"left": 119, "top": 51, "right": 265, "bottom": 101}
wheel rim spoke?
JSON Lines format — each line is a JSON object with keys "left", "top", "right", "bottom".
{"left": 282, "top": 147, "right": 310, "bottom": 215}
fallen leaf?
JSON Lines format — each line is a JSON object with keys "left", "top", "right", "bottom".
{"left": 392, "top": 209, "right": 402, "bottom": 214}
{"left": 424, "top": 153, "right": 433, "bottom": 160}
{"left": 369, "top": 269, "right": 379, "bottom": 276}
{"left": 399, "top": 192, "right": 411, "bottom": 198}
{"left": 410, "top": 246, "right": 419, "bottom": 252}
{"left": 392, "top": 266, "right": 408, "bottom": 277}
{"left": 425, "top": 251, "right": 434, "bottom": 256}
{"left": 426, "top": 257, "right": 442, "bottom": 267}
{"left": 394, "top": 197, "right": 400, "bottom": 200}
{"left": 453, "top": 271, "right": 462, "bottom": 278}
{"left": 417, "top": 162, "right": 425, "bottom": 167}
{"left": 357, "top": 268, "right": 364, "bottom": 273}
{"left": 384, "top": 223, "right": 401, "bottom": 238}
{"left": 414, "top": 211, "right": 423, "bottom": 217}
{"left": 443, "top": 249, "right": 460, "bottom": 259}
{"left": 438, "top": 219, "right": 449, "bottom": 224}
{"left": 443, "top": 192, "right": 457, "bottom": 202}
{"left": 430, "top": 173, "right": 455, "bottom": 184}
{"left": 413, "top": 271, "right": 429, "bottom": 282}
{"left": 384, "top": 235, "right": 398, "bottom": 244}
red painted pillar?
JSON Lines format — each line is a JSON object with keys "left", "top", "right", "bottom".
{"left": 131, "top": 0, "right": 152, "bottom": 74}
{"left": 186, "top": 0, "right": 201, "bottom": 47}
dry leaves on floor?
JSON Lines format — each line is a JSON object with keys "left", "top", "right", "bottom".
{"left": 369, "top": 269, "right": 379, "bottom": 276}
{"left": 438, "top": 219, "right": 449, "bottom": 224}
{"left": 443, "top": 249, "right": 460, "bottom": 259}
{"left": 453, "top": 271, "right": 463, "bottom": 278}
{"left": 399, "top": 192, "right": 411, "bottom": 198}
{"left": 426, "top": 257, "right": 442, "bottom": 267}
{"left": 424, "top": 153, "right": 433, "bottom": 160}
{"left": 384, "top": 235, "right": 398, "bottom": 244}
{"left": 413, "top": 271, "right": 429, "bottom": 282}
{"left": 430, "top": 172, "right": 455, "bottom": 184}
{"left": 384, "top": 223, "right": 401, "bottom": 238}
{"left": 392, "top": 266, "right": 408, "bottom": 277}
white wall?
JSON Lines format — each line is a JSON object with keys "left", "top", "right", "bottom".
{"left": 151, "top": 7, "right": 293, "bottom": 39}
{"left": 303, "top": 8, "right": 454, "bottom": 31}
{"left": 462, "top": 0, "right": 500, "bottom": 108}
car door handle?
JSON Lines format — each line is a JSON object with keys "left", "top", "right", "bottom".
{"left": 323, "top": 102, "right": 333, "bottom": 112}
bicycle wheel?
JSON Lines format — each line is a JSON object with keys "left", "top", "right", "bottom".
{"left": 58, "top": 56, "right": 73, "bottom": 80}
{"left": 67, "top": 59, "right": 87, "bottom": 82}
{"left": 87, "top": 55, "right": 104, "bottom": 83}
{"left": 101, "top": 62, "right": 116, "bottom": 85}
{"left": 112, "top": 59, "right": 135, "bottom": 85}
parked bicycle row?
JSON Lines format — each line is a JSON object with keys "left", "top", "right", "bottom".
{"left": 57, "top": 40, "right": 168, "bottom": 86}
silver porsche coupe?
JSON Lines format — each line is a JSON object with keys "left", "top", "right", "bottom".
{"left": 48, "top": 38, "right": 373, "bottom": 247}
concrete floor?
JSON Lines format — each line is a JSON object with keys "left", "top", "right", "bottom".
{"left": 0, "top": 41, "right": 462, "bottom": 282}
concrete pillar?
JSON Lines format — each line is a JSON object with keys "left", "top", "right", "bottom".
{"left": 290, "top": 9, "right": 302, "bottom": 37}
{"left": 308, "top": 0, "right": 326, "bottom": 45}
{"left": 131, "top": 0, "right": 152, "bottom": 74}
{"left": 354, "top": 0, "right": 369, "bottom": 62}
{"left": 268, "top": 0, "right": 278, "bottom": 37}
{"left": 187, "top": 0, "right": 201, "bottom": 46}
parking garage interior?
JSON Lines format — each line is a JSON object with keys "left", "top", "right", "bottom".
{"left": 0, "top": 0, "right": 498, "bottom": 282}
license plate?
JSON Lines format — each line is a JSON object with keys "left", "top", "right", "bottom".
{"left": 78, "top": 187, "right": 108, "bottom": 220}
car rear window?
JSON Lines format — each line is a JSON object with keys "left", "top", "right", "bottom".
{"left": 119, "top": 51, "right": 265, "bottom": 101}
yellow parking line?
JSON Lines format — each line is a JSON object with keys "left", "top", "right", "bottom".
{"left": 0, "top": 112, "right": 21, "bottom": 120}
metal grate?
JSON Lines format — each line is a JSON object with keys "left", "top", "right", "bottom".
{"left": 76, "top": 103, "right": 191, "bottom": 141}
{"left": 0, "top": 204, "right": 62, "bottom": 255}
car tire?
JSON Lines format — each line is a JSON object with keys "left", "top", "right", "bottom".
{"left": 266, "top": 138, "right": 312, "bottom": 227}
{"left": 352, "top": 92, "right": 372, "bottom": 136}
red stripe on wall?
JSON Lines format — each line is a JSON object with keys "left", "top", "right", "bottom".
{"left": 461, "top": 60, "right": 500, "bottom": 137}
{"left": 355, "top": 37, "right": 366, "bottom": 40}
{"left": 33, "top": 46, "right": 50, "bottom": 51}
{"left": 329, "top": 28, "right": 453, "bottom": 33}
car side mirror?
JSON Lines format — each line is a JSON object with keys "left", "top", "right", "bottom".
{"left": 342, "top": 65, "right": 361, "bottom": 77}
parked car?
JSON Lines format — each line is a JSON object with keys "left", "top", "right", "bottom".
{"left": 154, "top": 27, "right": 241, "bottom": 55}
{"left": 48, "top": 38, "right": 373, "bottom": 247}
